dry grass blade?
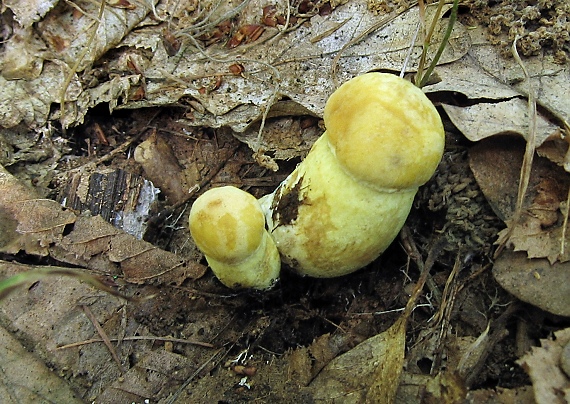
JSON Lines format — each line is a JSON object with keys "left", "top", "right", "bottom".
{"left": 415, "top": 0, "right": 459, "bottom": 88}
{"left": 81, "top": 304, "right": 125, "bottom": 375}
{"left": 0, "top": 266, "right": 134, "bottom": 301}
{"left": 495, "top": 35, "right": 538, "bottom": 257}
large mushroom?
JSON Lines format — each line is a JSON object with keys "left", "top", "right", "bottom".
{"left": 259, "top": 73, "right": 445, "bottom": 278}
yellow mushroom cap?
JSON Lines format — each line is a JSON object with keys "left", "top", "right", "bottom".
{"left": 324, "top": 72, "right": 445, "bottom": 190}
{"left": 189, "top": 186, "right": 280, "bottom": 289}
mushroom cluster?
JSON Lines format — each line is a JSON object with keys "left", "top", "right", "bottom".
{"left": 189, "top": 73, "right": 445, "bottom": 288}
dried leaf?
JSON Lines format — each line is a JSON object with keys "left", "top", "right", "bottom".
{"left": 425, "top": 26, "right": 569, "bottom": 140}
{"left": 517, "top": 327, "right": 570, "bottom": 404}
{"left": 493, "top": 251, "right": 570, "bottom": 317}
{"left": 0, "top": 164, "right": 205, "bottom": 285}
{"left": 58, "top": 214, "right": 205, "bottom": 285}
{"left": 443, "top": 99, "right": 559, "bottom": 146}
{"left": 0, "top": 323, "right": 83, "bottom": 403}
{"left": 134, "top": 131, "right": 193, "bottom": 204}
{"left": 0, "top": 0, "right": 470, "bottom": 137}
{"left": 3, "top": 0, "right": 58, "bottom": 27}
{"left": 469, "top": 137, "right": 570, "bottom": 263}
{"left": 310, "top": 317, "right": 406, "bottom": 403}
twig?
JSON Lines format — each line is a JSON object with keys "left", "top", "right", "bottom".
{"left": 399, "top": 226, "right": 444, "bottom": 320}
{"left": 81, "top": 304, "right": 125, "bottom": 375}
{"left": 56, "top": 335, "right": 214, "bottom": 350}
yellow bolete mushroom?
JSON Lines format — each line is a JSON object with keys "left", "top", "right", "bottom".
{"left": 189, "top": 186, "right": 280, "bottom": 289}
{"left": 260, "top": 73, "right": 445, "bottom": 278}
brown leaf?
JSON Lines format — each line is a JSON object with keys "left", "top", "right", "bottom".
{"left": 309, "top": 317, "right": 406, "bottom": 403}
{"left": 134, "top": 131, "right": 192, "bottom": 204}
{"left": 469, "top": 136, "right": 570, "bottom": 263}
{"left": 493, "top": 251, "right": 570, "bottom": 317}
{"left": 60, "top": 215, "right": 206, "bottom": 285}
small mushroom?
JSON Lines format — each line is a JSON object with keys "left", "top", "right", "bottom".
{"left": 260, "top": 73, "right": 445, "bottom": 278}
{"left": 189, "top": 186, "right": 280, "bottom": 289}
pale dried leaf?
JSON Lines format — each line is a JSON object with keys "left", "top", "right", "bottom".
{"left": 0, "top": 25, "right": 46, "bottom": 80}
{"left": 120, "top": 1, "right": 469, "bottom": 132}
{"left": 517, "top": 328, "right": 570, "bottom": 404}
{"left": 37, "top": 0, "right": 158, "bottom": 72}
{"left": 443, "top": 99, "right": 559, "bottom": 146}
{"left": 0, "top": 62, "right": 82, "bottom": 128}
{"left": 0, "top": 0, "right": 470, "bottom": 135}
{"left": 3, "top": 0, "right": 58, "bottom": 27}
{"left": 425, "top": 26, "right": 568, "bottom": 146}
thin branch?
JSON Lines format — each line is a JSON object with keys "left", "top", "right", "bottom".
{"left": 56, "top": 335, "right": 214, "bottom": 350}
{"left": 81, "top": 304, "right": 125, "bottom": 375}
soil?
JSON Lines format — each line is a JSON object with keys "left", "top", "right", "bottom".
{"left": 1, "top": 0, "right": 569, "bottom": 402}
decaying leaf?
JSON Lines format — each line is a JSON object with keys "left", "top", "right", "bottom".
{"left": 0, "top": 260, "right": 214, "bottom": 402}
{"left": 309, "top": 229, "right": 435, "bottom": 404}
{"left": 0, "top": 0, "right": 470, "bottom": 141}
{"left": 56, "top": 213, "right": 205, "bottom": 285}
{"left": 469, "top": 136, "right": 570, "bottom": 263}
{"left": 0, "top": 164, "right": 205, "bottom": 285}
{"left": 94, "top": 350, "right": 202, "bottom": 402}
{"left": 517, "top": 327, "right": 570, "bottom": 404}
{"left": 134, "top": 130, "right": 193, "bottom": 204}
{"left": 0, "top": 322, "right": 83, "bottom": 403}
{"left": 3, "top": 0, "right": 58, "bottom": 27}
{"left": 286, "top": 333, "right": 345, "bottom": 386}
{"left": 493, "top": 251, "right": 570, "bottom": 317}
{"left": 0, "top": 164, "right": 75, "bottom": 255}
{"left": 443, "top": 99, "right": 559, "bottom": 146}
{"left": 425, "top": 26, "right": 569, "bottom": 144}
{"left": 310, "top": 316, "right": 406, "bottom": 403}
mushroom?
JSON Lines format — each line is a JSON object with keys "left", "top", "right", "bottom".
{"left": 259, "top": 73, "right": 445, "bottom": 278}
{"left": 189, "top": 186, "right": 280, "bottom": 289}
